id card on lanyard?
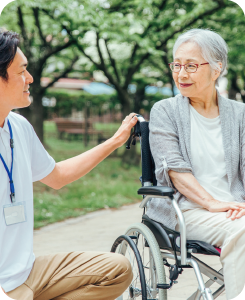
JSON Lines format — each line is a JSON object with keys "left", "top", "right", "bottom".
{"left": 1, "top": 120, "right": 27, "bottom": 226}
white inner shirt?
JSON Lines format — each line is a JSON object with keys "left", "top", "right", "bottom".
{"left": 0, "top": 112, "right": 55, "bottom": 292}
{"left": 179, "top": 104, "right": 235, "bottom": 211}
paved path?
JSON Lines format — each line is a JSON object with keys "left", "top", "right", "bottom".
{"left": 33, "top": 203, "right": 225, "bottom": 299}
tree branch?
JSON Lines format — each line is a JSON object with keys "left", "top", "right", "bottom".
{"left": 104, "top": 39, "right": 120, "bottom": 83}
{"left": 40, "top": 39, "right": 75, "bottom": 68}
{"left": 141, "top": 0, "right": 168, "bottom": 39}
{"left": 17, "top": 6, "right": 32, "bottom": 57}
{"left": 42, "top": 10, "right": 101, "bottom": 70}
{"left": 108, "top": 1, "right": 137, "bottom": 13}
{"left": 43, "top": 55, "right": 79, "bottom": 91}
{"left": 124, "top": 52, "right": 150, "bottom": 89}
{"left": 32, "top": 7, "right": 47, "bottom": 46}
{"left": 128, "top": 0, "right": 168, "bottom": 70}
{"left": 41, "top": 8, "right": 116, "bottom": 85}
{"left": 95, "top": 32, "right": 117, "bottom": 86}
{"left": 75, "top": 42, "right": 101, "bottom": 68}
{"left": 129, "top": 43, "right": 139, "bottom": 66}
{"left": 158, "top": 1, "right": 225, "bottom": 49}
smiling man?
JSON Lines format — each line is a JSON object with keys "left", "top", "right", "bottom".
{"left": 0, "top": 30, "right": 136, "bottom": 300}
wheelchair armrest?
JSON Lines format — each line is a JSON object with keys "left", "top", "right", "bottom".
{"left": 138, "top": 186, "right": 175, "bottom": 197}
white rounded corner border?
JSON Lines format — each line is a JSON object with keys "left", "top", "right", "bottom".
{"left": 0, "top": 0, "right": 16, "bottom": 15}
{"left": 0, "top": 286, "right": 16, "bottom": 300}
{"left": 229, "top": 0, "right": 245, "bottom": 15}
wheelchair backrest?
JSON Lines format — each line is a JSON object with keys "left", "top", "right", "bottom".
{"left": 127, "top": 115, "right": 157, "bottom": 187}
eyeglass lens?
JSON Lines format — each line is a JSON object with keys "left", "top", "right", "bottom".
{"left": 170, "top": 63, "right": 197, "bottom": 73}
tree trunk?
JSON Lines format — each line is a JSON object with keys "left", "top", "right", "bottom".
{"left": 117, "top": 89, "right": 132, "bottom": 118}
{"left": 134, "top": 84, "right": 146, "bottom": 114}
{"left": 19, "top": 80, "right": 45, "bottom": 144}
{"left": 19, "top": 106, "right": 32, "bottom": 123}
{"left": 228, "top": 79, "right": 238, "bottom": 100}
{"left": 31, "top": 87, "right": 45, "bottom": 143}
{"left": 116, "top": 88, "right": 140, "bottom": 166}
{"left": 84, "top": 103, "right": 90, "bottom": 147}
{"left": 228, "top": 72, "right": 239, "bottom": 100}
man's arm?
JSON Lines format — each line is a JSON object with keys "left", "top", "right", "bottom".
{"left": 40, "top": 113, "right": 137, "bottom": 189}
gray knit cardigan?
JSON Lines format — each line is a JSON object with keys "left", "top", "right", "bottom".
{"left": 146, "top": 91, "right": 245, "bottom": 230}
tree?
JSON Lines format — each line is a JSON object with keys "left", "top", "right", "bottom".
{"left": 0, "top": 0, "right": 79, "bottom": 142}
{"left": 0, "top": 0, "right": 241, "bottom": 145}
{"left": 48, "top": 0, "right": 227, "bottom": 117}
{"left": 199, "top": 2, "right": 245, "bottom": 101}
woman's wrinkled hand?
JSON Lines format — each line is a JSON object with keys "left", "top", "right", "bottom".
{"left": 111, "top": 113, "right": 138, "bottom": 147}
{"left": 207, "top": 200, "right": 245, "bottom": 220}
{"left": 226, "top": 208, "right": 245, "bottom": 220}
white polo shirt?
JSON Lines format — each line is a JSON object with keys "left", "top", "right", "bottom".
{"left": 0, "top": 112, "right": 55, "bottom": 292}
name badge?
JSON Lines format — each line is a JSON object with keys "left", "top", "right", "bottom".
{"left": 3, "top": 201, "right": 27, "bottom": 226}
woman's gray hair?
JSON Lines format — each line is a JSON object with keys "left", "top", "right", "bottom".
{"left": 173, "top": 29, "right": 228, "bottom": 86}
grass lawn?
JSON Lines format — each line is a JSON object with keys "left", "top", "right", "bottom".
{"left": 33, "top": 121, "right": 142, "bottom": 229}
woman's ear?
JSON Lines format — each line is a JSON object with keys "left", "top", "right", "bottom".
{"left": 212, "top": 62, "right": 222, "bottom": 81}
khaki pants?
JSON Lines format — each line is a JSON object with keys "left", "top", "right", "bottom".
{"left": 7, "top": 251, "right": 133, "bottom": 300}
{"left": 176, "top": 208, "right": 245, "bottom": 300}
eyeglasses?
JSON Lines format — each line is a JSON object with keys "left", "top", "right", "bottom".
{"left": 168, "top": 62, "right": 209, "bottom": 73}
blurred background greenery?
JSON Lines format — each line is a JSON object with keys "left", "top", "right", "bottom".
{"left": 0, "top": 0, "right": 244, "bottom": 228}
{"left": 33, "top": 121, "right": 142, "bottom": 228}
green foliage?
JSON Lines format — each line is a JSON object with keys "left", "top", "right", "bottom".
{"left": 44, "top": 88, "right": 120, "bottom": 118}
{"left": 43, "top": 87, "right": 168, "bottom": 119}
{"left": 1, "top": 0, "right": 245, "bottom": 134}
{"left": 33, "top": 121, "right": 141, "bottom": 228}
{"left": 200, "top": 4, "right": 245, "bottom": 98}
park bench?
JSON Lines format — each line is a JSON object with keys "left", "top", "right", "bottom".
{"left": 53, "top": 118, "right": 104, "bottom": 143}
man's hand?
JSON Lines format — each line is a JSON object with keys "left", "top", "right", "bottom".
{"left": 111, "top": 113, "right": 138, "bottom": 147}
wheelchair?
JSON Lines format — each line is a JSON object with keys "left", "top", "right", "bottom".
{"left": 111, "top": 115, "right": 225, "bottom": 300}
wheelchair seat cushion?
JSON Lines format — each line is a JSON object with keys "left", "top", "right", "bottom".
{"left": 187, "top": 240, "right": 221, "bottom": 256}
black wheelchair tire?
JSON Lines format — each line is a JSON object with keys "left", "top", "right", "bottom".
{"left": 111, "top": 235, "right": 147, "bottom": 300}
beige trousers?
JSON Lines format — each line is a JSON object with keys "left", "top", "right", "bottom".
{"left": 176, "top": 208, "right": 245, "bottom": 300}
{"left": 7, "top": 251, "right": 133, "bottom": 300}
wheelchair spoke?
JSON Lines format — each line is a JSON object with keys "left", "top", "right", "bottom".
{"left": 112, "top": 225, "right": 167, "bottom": 300}
{"left": 135, "top": 233, "right": 160, "bottom": 299}
{"left": 125, "top": 247, "right": 142, "bottom": 299}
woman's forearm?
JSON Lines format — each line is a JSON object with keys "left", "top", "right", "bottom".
{"left": 169, "top": 170, "right": 245, "bottom": 215}
{"left": 169, "top": 170, "right": 218, "bottom": 209}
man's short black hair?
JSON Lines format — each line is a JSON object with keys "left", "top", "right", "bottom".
{"left": 0, "top": 29, "right": 20, "bottom": 81}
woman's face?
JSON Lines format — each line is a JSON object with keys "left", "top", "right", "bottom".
{"left": 172, "top": 42, "right": 220, "bottom": 98}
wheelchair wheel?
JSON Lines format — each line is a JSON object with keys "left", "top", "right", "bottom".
{"left": 111, "top": 234, "right": 147, "bottom": 300}
{"left": 112, "top": 223, "right": 167, "bottom": 300}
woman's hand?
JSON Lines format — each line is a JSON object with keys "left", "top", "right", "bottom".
{"left": 207, "top": 199, "right": 245, "bottom": 219}
{"left": 226, "top": 208, "right": 245, "bottom": 220}
{"left": 111, "top": 113, "right": 138, "bottom": 147}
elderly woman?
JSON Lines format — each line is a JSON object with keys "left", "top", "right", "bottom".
{"left": 146, "top": 28, "right": 245, "bottom": 300}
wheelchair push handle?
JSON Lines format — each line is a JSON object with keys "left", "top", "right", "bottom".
{"left": 126, "top": 114, "right": 144, "bottom": 150}
{"left": 126, "top": 114, "right": 154, "bottom": 185}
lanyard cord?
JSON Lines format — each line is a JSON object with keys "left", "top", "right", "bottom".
{"left": 0, "top": 120, "right": 15, "bottom": 203}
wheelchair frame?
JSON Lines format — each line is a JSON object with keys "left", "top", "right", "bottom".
{"left": 113, "top": 115, "right": 225, "bottom": 300}
{"left": 140, "top": 196, "right": 224, "bottom": 300}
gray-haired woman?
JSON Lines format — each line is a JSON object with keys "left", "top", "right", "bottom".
{"left": 146, "top": 28, "right": 245, "bottom": 300}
